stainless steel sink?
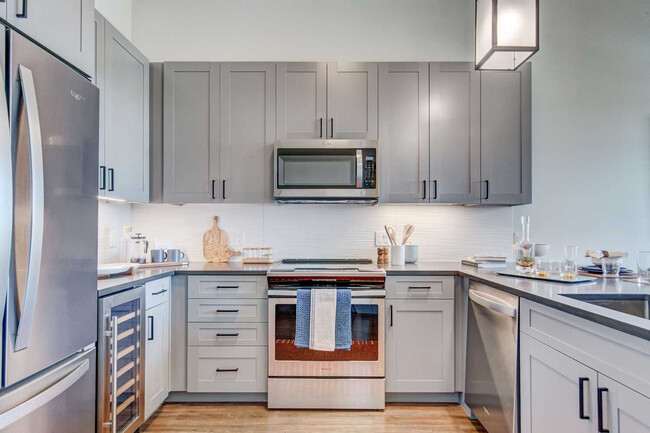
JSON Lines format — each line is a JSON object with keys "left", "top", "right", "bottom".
{"left": 561, "top": 294, "right": 650, "bottom": 320}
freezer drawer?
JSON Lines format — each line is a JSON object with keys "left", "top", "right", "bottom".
{"left": 0, "top": 348, "right": 96, "bottom": 433}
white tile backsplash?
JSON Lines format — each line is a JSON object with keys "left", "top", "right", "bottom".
{"left": 98, "top": 201, "right": 133, "bottom": 263}
{"left": 131, "top": 203, "right": 512, "bottom": 262}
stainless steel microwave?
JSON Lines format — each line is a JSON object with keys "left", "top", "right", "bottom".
{"left": 273, "top": 140, "right": 378, "bottom": 204}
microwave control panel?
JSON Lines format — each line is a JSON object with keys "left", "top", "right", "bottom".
{"left": 362, "top": 150, "right": 376, "bottom": 189}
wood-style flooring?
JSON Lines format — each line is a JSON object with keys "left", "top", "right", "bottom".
{"left": 141, "top": 403, "right": 487, "bottom": 433}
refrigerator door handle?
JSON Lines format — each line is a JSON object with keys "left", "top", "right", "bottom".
{"left": 14, "top": 65, "right": 45, "bottom": 351}
{"left": 0, "top": 357, "right": 89, "bottom": 430}
{"left": 0, "top": 58, "right": 11, "bottom": 331}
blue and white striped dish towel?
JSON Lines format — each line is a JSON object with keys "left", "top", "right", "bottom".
{"left": 294, "top": 289, "right": 311, "bottom": 348}
{"left": 294, "top": 288, "right": 352, "bottom": 351}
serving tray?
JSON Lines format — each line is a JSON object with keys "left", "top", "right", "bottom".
{"left": 497, "top": 271, "right": 597, "bottom": 284}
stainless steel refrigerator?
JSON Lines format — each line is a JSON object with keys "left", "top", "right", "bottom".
{"left": 0, "top": 26, "right": 99, "bottom": 432}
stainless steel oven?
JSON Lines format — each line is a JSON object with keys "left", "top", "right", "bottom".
{"left": 267, "top": 260, "right": 386, "bottom": 409}
{"left": 273, "top": 140, "right": 378, "bottom": 204}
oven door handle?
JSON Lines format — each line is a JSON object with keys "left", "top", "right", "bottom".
{"left": 268, "top": 289, "right": 386, "bottom": 298}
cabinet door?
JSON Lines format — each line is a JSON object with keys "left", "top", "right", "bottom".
{"left": 520, "top": 333, "right": 598, "bottom": 433}
{"left": 7, "top": 0, "right": 94, "bottom": 76}
{"left": 480, "top": 62, "right": 532, "bottom": 204}
{"left": 386, "top": 299, "right": 454, "bottom": 392}
{"left": 94, "top": 12, "right": 106, "bottom": 195}
{"left": 104, "top": 21, "right": 149, "bottom": 202}
{"left": 276, "top": 62, "right": 326, "bottom": 140}
{"left": 378, "top": 62, "right": 429, "bottom": 203}
{"left": 220, "top": 62, "right": 275, "bottom": 203}
{"left": 598, "top": 374, "right": 650, "bottom": 433}
{"left": 0, "top": 1, "right": 6, "bottom": 21}
{"left": 145, "top": 301, "right": 170, "bottom": 420}
{"left": 163, "top": 62, "right": 219, "bottom": 203}
{"left": 430, "top": 62, "right": 481, "bottom": 204}
{"left": 327, "top": 62, "right": 378, "bottom": 139}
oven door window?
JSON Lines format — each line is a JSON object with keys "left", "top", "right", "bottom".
{"left": 277, "top": 149, "right": 358, "bottom": 189}
{"left": 274, "top": 303, "right": 379, "bottom": 361}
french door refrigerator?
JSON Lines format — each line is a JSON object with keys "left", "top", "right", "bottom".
{"left": 0, "top": 26, "right": 99, "bottom": 432}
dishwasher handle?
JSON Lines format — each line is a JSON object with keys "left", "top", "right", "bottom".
{"left": 469, "top": 289, "right": 517, "bottom": 318}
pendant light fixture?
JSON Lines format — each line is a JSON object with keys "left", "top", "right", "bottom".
{"left": 475, "top": 0, "right": 539, "bottom": 70}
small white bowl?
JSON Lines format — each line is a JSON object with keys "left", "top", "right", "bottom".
{"left": 534, "top": 244, "right": 550, "bottom": 257}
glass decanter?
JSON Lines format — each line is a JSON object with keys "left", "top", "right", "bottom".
{"left": 515, "top": 216, "right": 535, "bottom": 273}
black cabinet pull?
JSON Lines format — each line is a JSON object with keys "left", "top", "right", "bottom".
{"left": 16, "top": 0, "right": 26, "bottom": 18}
{"left": 597, "top": 387, "right": 610, "bottom": 432}
{"left": 389, "top": 305, "right": 393, "bottom": 327}
{"left": 432, "top": 180, "right": 438, "bottom": 200}
{"left": 408, "top": 286, "right": 431, "bottom": 290}
{"left": 422, "top": 180, "right": 426, "bottom": 200}
{"left": 212, "top": 180, "right": 216, "bottom": 200}
{"left": 216, "top": 285, "right": 240, "bottom": 289}
{"left": 99, "top": 166, "right": 106, "bottom": 190}
{"left": 216, "top": 368, "right": 239, "bottom": 372}
{"left": 217, "top": 333, "right": 240, "bottom": 337}
{"left": 484, "top": 180, "right": 489, "bottom": 200}
{"left": 319, "top": 118, "right": 323, "bottom": 138}
{"left": 216, "top": 309, "right": 239, "bottom": 313}
{"left": 108, "top": 168, "right": 115, "bottom": 192}
{"left": 579, "top": 377, "right": 590, "bottom": 420}
{"left": 148, "top": 316, "right": 154, "bottom": 341}
{"left": 152, "top": 289, "right": 167, "bottom": 296}
{"left": 222, "top": 180, "right": 226, "bottom": 200}
{"left": 330, "top": 118, "right": 334, "bottom": 138}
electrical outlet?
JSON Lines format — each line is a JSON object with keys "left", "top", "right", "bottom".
{"left": 233, "top": 231, "right": 245, "bottom": 247}
{"left": 375, "top": 231, "right": 390, "bottom": 247}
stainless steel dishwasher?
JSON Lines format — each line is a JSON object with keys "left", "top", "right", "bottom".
{"left": 465, "top": 281, "right": 519, "bottom": 433}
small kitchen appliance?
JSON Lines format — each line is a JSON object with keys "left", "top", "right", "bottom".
{"left": 129, "top": 233, "right": 149, "bottom": 264}
{"left": 267, "top": 259, "right": 386, "bottom": 409}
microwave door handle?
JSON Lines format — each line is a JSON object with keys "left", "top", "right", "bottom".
{"left": 356, "top": 150, "right": 362, "bottom": 188}
{"left": 15, "top": 65, "right": 45, "bottom": 351}
{"left": 0, "top": 60, "right": 11, "bottom": 330}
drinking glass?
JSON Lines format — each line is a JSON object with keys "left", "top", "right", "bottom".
{"left": 535, "top": 258, "right": 551, "bottom": 278}
{"left": 637, "top": 251, "right": 650, "bottom": 283}
{"left": 601, "top": 257, "right": 621, "bottom": 276}
{"left": 561, "top": 246, "right": 578, "bottom": 280}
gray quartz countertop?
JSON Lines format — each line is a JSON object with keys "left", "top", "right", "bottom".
{"left": 96, "top": 260, "right": 650, "bottom": 340}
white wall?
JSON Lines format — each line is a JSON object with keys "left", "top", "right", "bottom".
{"left": 131, "top": 0, "right": 474, "bottom": 62}
{"left": 98, "top": 201, "right": 133, "bottom": 263}
{"left": 514, "top": 0, "right": 650, "bottom": 266}
{"left": 95, "top": 0, "right": 133, "bottom": 40}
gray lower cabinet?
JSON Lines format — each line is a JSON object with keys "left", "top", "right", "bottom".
{"left": 386, "top": 298, "right": 455, "bottom": 393}
{"left": 186, "top": 276, "right": 268, "bottom": 393}
{"left": 276, "top": 62, "right": 327, "bottom": 140}
{"left": 327, "top": 62, "right": 378, "bottom": 139}
{"left": 480, "top": 62, "right": 532, "bottom": 204}
{"left": 598, "top": 374, "right": 650, "bottom": 433}
{"left": 163, "top": 62, "right": 219, "bottom": 203}
{"left": 430, "top": 62, "right": 481, "bottom": 204}
{"left": 96, "top": 11, "right": 150, "bottom": 202}
{"left": 378, "top": 62, "right": 429, "bottom": 203}
{"left": 7, "top": 0, "right": 94, "bottom": 76}
{"left": 144, "top": 277, "right": 171, "bottom": 420}
{"left": 220, "top": 63, "right": 275, "bottom": 203}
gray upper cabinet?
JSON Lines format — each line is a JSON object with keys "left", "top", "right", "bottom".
{"left": 327, "top": 62, "right": 378, "bottom": 139}
{"left": 480, "top": 62, "right": 532, "bottom": 205}
{"left": 100, "top": 17, "right": 150, "bottom": 202}
{"left": 276, "top": 62, "right": 326, "bottom": 140}
{"left": 163, "top": 62, "right": 219, "bottom": 203}
{"left": 8, "top": 0, "right": 94, "bottom": 76}
{"left": 430, "top": 62, "right": 481, "bottom": 204}
{"left": 378, "top": 62, "right": 429, "bottom": 203}
{"left": 220, "top": 62, "right": 275, "bottom": 203}
{"left": 0, "top": 2, "right": 6, "bottom": 20}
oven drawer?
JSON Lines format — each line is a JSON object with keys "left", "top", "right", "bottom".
{"left": 386, "top": 276, "right": 454, "bottom": 299}
{"left": 188, "top": 299, "right": 268, "bottom": 323}
{"left": 187, "top": 346, "right": 267, "bottom": 393}
{"left": 188, "top": 323, "right": 268, "bottom": 346}
{"left": 188, "top": 276, "right": 267, "bottom": 299}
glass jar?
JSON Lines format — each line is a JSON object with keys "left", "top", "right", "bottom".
{"left": 515, "top": 216, "right": 535, "bottom": 273}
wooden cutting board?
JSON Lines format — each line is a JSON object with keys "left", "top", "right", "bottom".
{"left": 203, "top": 216, "right": 241, "bottom": 263}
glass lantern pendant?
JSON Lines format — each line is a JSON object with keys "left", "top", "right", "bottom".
{"left": 475, "top": 0, "right": 539, "bottom": 70}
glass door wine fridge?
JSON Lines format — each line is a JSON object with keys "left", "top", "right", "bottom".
{"left": 98, "top": 287, "right": 146, "bottom": 433}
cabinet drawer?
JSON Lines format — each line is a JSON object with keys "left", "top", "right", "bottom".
{"left": 188, "top": 323, "right": 268, "bottom": 346}
{"left": 188, "top": 299, "right": 268, "bottom": 323}
{"left": 187, "top": 346, "right": 267, "bottom": 393}
{"left": 188, "top": 276, "right": 267, "bottom": 299}
{"left": 146, "top": 277, "right": 170, "bottom": 309}
{"left": 386, "top": 276, "right": 454, "bottom": 299}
